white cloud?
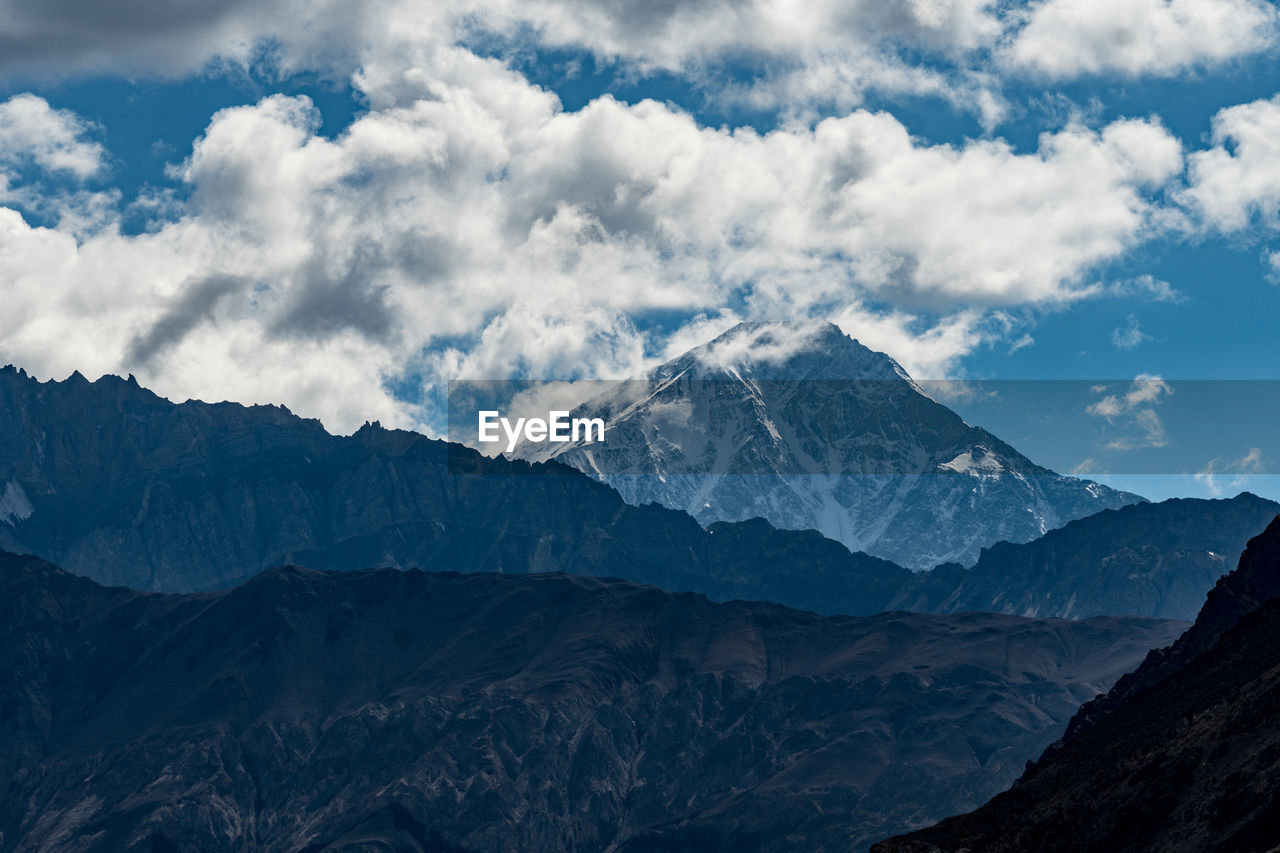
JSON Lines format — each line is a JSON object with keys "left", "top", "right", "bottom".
{"left": 831, "top": 305, "right": 993, "bottom": 379}
{"left": 1008, "top": 333, "right": 1035, "bottom": 353}
{"left": 478, "top": 0, "right": 1002, "bottom": 66}
{"left": 1111, "top": 313, "right": 1150, "bottom": 349}
{"left": 1069, "top": 457, "right": 1101, "bottom": 475}
{"left": 0, "top": 0, "right": 1003, "bottom": 118}
{"left": 1196, "top": 446, "right": 1265, "bottom": 496}
{"left": 0, "top": 94, "right": 121, "bottom": 233}
{"left": 1181, "top": 94, "right": 1280, "bottom": 232}
{"left": 0, "top": 0, "right": 1272, "bottom": 140}
{"left": 0, "top": 94, "right": 105, "bottom": 179}
{"left": 1004, "top": 0, "right": 1278, "bottom": 78}
{"left": 695, "top": 319, "right": 842, "bottom": 371}
{"left": 1106, "top": 273, "right": 1183, "bottom": 303}
{"left": 1086, "top": 374, "right": 1172, "bottom": 449}
{"left": 0, "top": 64, "right": 1192, "bottom": 432}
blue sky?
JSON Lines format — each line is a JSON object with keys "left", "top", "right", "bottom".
{"left": 0, "top": 0, "right": 1278, "bottom": 500}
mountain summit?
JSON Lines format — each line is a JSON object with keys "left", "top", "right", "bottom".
{"left": 536, "top": 321, "right": 1142, "bottom": 569}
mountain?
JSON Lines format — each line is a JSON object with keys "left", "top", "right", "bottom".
{"left": 893, "top": 493, "right": 1280, "bottom": 620}
{"left": 0, "top": 363, "right": 910, "bottom": 604}
{"left": 873, "top": 515, "right": 1280, "bottom": 853}
{"left": 0, "top": 550, "right": 1185, "bottom": 853}
{"left": 533, "top": 321, "right": 1141, "bottom": 569}
{"left": 0, "top": 365, "right": 1263, "bottom": 625}
{"left": 1048, "top": 509, "right": 1280, "bottom": 752}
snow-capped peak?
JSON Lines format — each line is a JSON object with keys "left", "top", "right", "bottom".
{"left": 534, "top": 320, "right": 1142, "bottom": 570}
{"left": 660, "top": 321, "right": 910, "bottom": 384}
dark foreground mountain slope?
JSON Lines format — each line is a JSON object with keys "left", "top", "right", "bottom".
{"left": 0, "top": 551, "right": 1184, "bottom": 853}
{"left": 894, "top": 493, "right": 1280, "bottom": 620}
{"left": 873, "top": 516, "right": 1280, "bottom": 853}
{"left": 1049, "top": 510, "right": 1280, "bottom": 750}
{"left": 0, "top": 365, "right": 910, "bottom": 608}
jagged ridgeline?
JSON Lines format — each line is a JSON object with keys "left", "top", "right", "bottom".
{"left": 0, "top": 364, "right": 911, "bottom": 605}
{"left": 1, "top": 365, "right": 1274, "bottom": 622}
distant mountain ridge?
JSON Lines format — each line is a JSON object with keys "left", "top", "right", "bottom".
{"left": 0, "top": 549, "right": 1185, "bottom": 852}
{"left": 1047, "top": 509, "right": 1280, "bottom": 752}
{"left": 873, "top": 515, "right": 1280, "bottom": 853}
{"left": 534, "top": 321, "right": 1142, "bottom": 569}
{"left": 892, "top": 493, "right": 1280, "bottom": 621}
{"left": 0, "top": 364, "right": 1271, "bottom": 625}
{"left": 0, "top": 363, "right": 911, "bottom": 604}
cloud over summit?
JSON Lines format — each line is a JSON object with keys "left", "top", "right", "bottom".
{"left": 0, "top": 0, "right": 1275, "bottom": 432}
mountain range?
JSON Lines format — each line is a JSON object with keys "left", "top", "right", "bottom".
{"left": 0, "top": 549, "right": 1184, "bottom": 852}
{"left": 1, "top": 365, "right": 1272, "bottom": 624}
{"left": 533, "top": 322, "right": 1142, "bottom": 569}
{"left": 0, "top": 364, "right": 909, "bottom": 607}
{"left": 894, "top": 492, "right": 1280, "bottom": 620}
{"left": 873, "top": 514, "right": 1280, "bottom": 852}
{"left": 2, "top": 361, "right": 1277, "bottom": 851}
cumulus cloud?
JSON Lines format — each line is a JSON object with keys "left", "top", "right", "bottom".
{"left": 2, "top": 0, "right": 1271, "bottom": 113}
{"left": 479, "top": 0, "right": 1002, "bottom": 66}
{"left": 0, "top": 94, "right": 123, "bottom": 237}
{"left": 0, "top": 0, "right": 1273, "bottom": 142}
{"left": 0, "top": 0, "right": 996, "bottom": 116}
{"left": 0, "top": 52, "right": 1193, "bottom": 432}
{"left": 0, "top": 0, "right": 359, "bottom": 77}
{"left": 1181, "top": 94, "right": 1280, "bottom": 232}
{"left": 1004, "top": 0, "right": 1278, "bottom": 78}
{"left": 0, "top": 94, "right": 105, "bottom": 178}
{"left": 5, "top": 4, "right": 1257, "bottom": 435}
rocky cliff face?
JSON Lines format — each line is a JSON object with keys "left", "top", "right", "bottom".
{"left": 873, "top": 515, "right": 1280, "bottom": 853}
{"left": 0, "top": 551, "right": 1185, "bottom": 853}
{"left": 534, "top": 321, "right": 1141, "bottom": 570}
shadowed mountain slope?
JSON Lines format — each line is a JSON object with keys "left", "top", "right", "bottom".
{"left": 893, "top": 493, "right": 1280, "bottom": 620}
{"left": 0, "top": 550, "right": 1184, "bottom": 853}
{"left": 873, "top": 516, "right": 1280, "bottom": 853}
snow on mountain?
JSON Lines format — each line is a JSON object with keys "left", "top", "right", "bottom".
{"left": 530, "top": 321, "right": 1143, "bottom": 570}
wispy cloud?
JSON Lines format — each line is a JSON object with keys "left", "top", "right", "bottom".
{"left": 1111, "top": 314, "right": 1150, "bottom": 349}
{"left": 1196, "top": 447, "right": 1266, "bottom": 496}
{"left": 1086, "top": 374, "right": 1173, "bottom": 450}
{"left": 1069, "top": 457, "right": 1101, "bottom": 475}
{"left": 1106, "top": 273, "right": 1184, "bottom": 303}
{"left": 1008, "top": 333, "right": 1035, "bottom": 353}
